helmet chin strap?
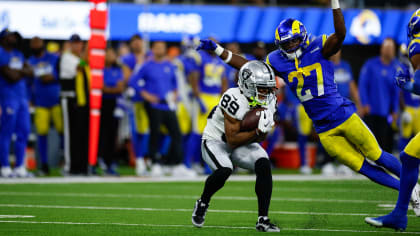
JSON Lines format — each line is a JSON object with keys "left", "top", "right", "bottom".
{"left": 285, "top": 48, "right": 302, "bottom": 60}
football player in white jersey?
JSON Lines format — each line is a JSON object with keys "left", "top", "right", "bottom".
{"left": 191, "top": 60, "right": 280, "bottom": 232}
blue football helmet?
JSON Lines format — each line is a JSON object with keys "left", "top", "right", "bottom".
{"left": 408, "top": 8, "right": 420, "bottom": 42}
{"left": 274, "top": 18, "right": 308, "bottom": 60}
{"left": 181, "top": 35, "right": 200, "bottom": 51}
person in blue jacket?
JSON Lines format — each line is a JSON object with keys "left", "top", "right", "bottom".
{"left": 358, "top": 38, "right": 400, "bottom": 153}
{"left": 0, "top": 29, "right": 33, "bottom": 177}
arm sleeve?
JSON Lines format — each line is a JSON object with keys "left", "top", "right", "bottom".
{"left": 412, "top": 70, "right": 420, "bottom": 95}
{"left": 0, "top": 50, "right": 8, "bottom": 67}
{"left": 52, "top": 54, "right": 60, "bottom": 81}
{"left": 172, "top": 65, "right": 178, "bottom": 90}
{"left": 129, "top": 66, "right": 145, "bottom": 92}
{"left": 358, "top": 62, "right": 370, "bottom": 106}
{"left": 391, "top": 78, "right": 400, "bottom": 113}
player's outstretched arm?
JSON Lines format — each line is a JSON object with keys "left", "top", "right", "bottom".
{"left": 322, "top": 0, "right": 346, "bottom": 58}
{"left": 224, "top": 112, "right": 258, "bottom": 149}
{"left": 396, "top": 54, "right": 420, "bottom": 95}
{"left": 197, "top": 39, "right": 248, "bottom": 70}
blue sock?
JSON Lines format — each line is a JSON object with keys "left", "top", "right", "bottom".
{"left": 375, "top": 151, "right": 401, "bottom": 177}
{"left": 15, "top": 135, "right": 28, "bottom": 168}
{"left": 135, "top": 134, "right": 149, "bottom": 158}
{"left": 186, "top": 133, "right": 202, "bottom": 166}
{"left": 399, "top": 138, "right": 410, "bottom": 152}
{"left": 159, "top": 135, "right": 171, "bottom": 156}
{"left": 38, "top": 135, "right": 48, "bottom": 165}
{"left": 359, "top": 160, "right": 400, "bottom": 190}
{"left": 394, "top": 152, "right": 420, "bottom": 215}
{"left": 183, "top": 134, "right": 191, "bottom": 167}
{"left": 298, "top": 134, "right": 308, "bottom": 166}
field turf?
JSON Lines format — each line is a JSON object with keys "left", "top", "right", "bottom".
{"left": 0, "top": 178, "right": 419, "bottom": 235}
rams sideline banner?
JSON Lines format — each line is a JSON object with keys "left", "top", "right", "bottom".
{"left": 0, "top": 1, "right": 415, "bottom": 44}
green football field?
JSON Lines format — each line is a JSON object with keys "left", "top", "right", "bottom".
{"left": 0, "top": 177, "right": 419, "bottom": 235}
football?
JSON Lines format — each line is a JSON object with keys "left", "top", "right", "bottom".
{"left": 240, "top": 107, "right": 266, "bottom": 131}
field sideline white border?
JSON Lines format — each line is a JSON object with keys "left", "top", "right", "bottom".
{"left": 0, "top": 174, "right": 367, "bottom": 184}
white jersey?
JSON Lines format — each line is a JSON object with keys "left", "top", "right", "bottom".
{"left": 202, "top": 87, "right": 277, "bottom": 142}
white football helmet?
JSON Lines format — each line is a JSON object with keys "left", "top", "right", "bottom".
{"left": 238, "top": 60, "right": 276, "bottom": 107}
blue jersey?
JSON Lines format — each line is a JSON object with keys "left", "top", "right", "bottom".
{"left": 27, "top": 52, "right": 60, "bottom": 107}
{"left": 266, "top": 35, "right": 355, "bottom": 133}
{"left": 358, "top": 56, "right": 400, "bottom": 117}
{"left": 176, "top": 54, "right": 198, "bottom": 78}
{"left": 0, "top": 47, "right": 27, "bottom": 101}
{"left": 121, "top": 53, "right": 137, "bottom": 71}
{"left": 333, "top": 60, "right": 353, "bottom": 99}
{"left": 130, "top": 60, "right": 177, "bottom": 111}
{"left": 198, "top": 51, "right": 227, "bottom": 95}
{"left": 103, "top": 66, "right": 124, "bottom": 99}
{"left": 400, "top": 63, "right": 420, "bottom": 107}
{"left": 408, "top": 38, "right": 420, "bottom": 61}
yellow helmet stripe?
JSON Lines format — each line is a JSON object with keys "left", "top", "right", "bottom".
{"left": 292, "top": 20, "right": 301, "bottom": 35}
{"left": 275, "top": 28, "right": 280, "bottom": 41}
{"left": 410, "top": 9, "right": 420, "bottom": 21}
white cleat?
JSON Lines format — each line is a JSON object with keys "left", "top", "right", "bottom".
{"left": 135, "top": 158, "right": 148, "bottom": 176}
{"left": 336, "top": 164, "right": 353, "bottom": 176}
{"left": 410, "top": 184, "right": 420, "bottom": 217}
{"left": 255, "top": 216, "right": 280, "bottom": 232}
{"left": 13, "top": 166, "right": 33, "bottom": 178}
{"left": 1, "top": 166, "right": 13, "bottom": 178}
{"left": 300, "top": 165, "right": 312, "bottom": 175}
{"left": 171, "top": 164, "right": 197, "bottom": 178}
{"left": 321, "top": 163, "right": 336, "bottom": 176}
{"left": 150, "top": 164, "right": 164, "bottom": 177}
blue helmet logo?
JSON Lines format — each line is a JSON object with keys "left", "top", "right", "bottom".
{"left": 408, "top": 8, "right": 420, "bottom": 42}
{"left": 274, "top": 18, "right": 308, "bottom": 55}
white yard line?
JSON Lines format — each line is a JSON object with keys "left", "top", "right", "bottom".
{"left": 0, "top": 203, "right": 415, "bottom": 217}
{"left": 0, "top": 220, "right": 418, "bottom": 234}
{"left": 0, "top": 215, "right": 35, "bottom": 218}
{"left": 0, "top": 191, "right": 391, "bottom": 204}
{"left": 0, "top": 175, "right": 367, "bottom": 184}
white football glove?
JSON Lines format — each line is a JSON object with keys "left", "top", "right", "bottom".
{"left": 257, "top": 110, "right": 275, "bottom": 134}
{"left": 401, "top": 110, "right": 412, "bottom": 124}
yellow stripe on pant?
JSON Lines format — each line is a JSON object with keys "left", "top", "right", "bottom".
{"left": 296, "top": 104, "right": 312, "bottom": 136}
{"left": 404, "top": 132, "right": 420, "bottom": 159}
{"left": 34, "top": 105, "right": 63, "bottom": 135}
{"left": 177, "top": 102, "right": 192, "bottom": 135}
{"left": 195, "top": 93, "right": 220, "bottom": 134}
{"left": 401, "top": 106, "right": 420, "bottom": 139}
{"left": 318, "top": 113, "right": 382, "bottom": 171}
{"left": 133, "top": 102, "right": 150, "bottom": 134}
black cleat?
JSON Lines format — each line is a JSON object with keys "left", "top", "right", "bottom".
{"left": 256, "top": 216, "right": 280, "bottom": 232}
{"left": 192, "top": 199, "right": 209, "bottom": 228}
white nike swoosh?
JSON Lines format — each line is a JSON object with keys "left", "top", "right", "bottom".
{"left": 410, "top": 46, "right": 416, "bottom": 53}
{"left": 310, "top": 47, "right": 320, "bottom": 54}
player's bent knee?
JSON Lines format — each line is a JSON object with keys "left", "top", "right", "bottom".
{"left": 254, "top": 158, "right": 271, "bottom": 175}
{"left": 214, "top": 167, "right": 232, "bottom": 180}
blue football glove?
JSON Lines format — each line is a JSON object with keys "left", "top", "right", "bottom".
{"left": 196, "top": 39, "right": 217, "bottom": 51}
{"left": 395, "top": 67, "right": 411, "bottom": 88}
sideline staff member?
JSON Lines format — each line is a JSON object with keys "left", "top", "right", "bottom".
{"left": 59, "top": 34, "right": 90, "bottom": 175}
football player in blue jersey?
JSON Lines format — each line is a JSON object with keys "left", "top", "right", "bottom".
{"left": 365, "top": 8, "right": 420, "bottom": 231}
{"left": 397, "top": 44, "right": 420, "bottom": 153}
{"left": 27, "top": 37, "right": 62, "bottom": 176}
{"left": 0, "top": 30, "right": 33, "bottom": 177}
{"left": 173, "top": 36, "right": 201, "bottom": 171}
{"left": 122, "top": 34, "right": 150, "bottom": 176}
{"left": 197, "top": 0, "right": 420, "bottom": 213}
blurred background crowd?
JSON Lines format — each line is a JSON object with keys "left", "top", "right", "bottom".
{"left": 0, "top": 0, "right": 419, "bottom": 178}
